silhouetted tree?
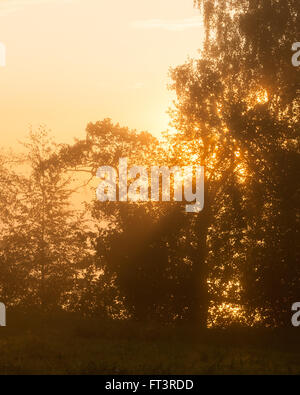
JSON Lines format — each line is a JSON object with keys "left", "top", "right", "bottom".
{"left": 0, "top": 128, "right": 88, "bottom": 311}
{"left": 171, "top": 0, "right": 300, "bottom": 326}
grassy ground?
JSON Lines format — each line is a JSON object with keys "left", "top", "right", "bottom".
{"left": 1, "top": 313, "right": 300, "bottom": 374}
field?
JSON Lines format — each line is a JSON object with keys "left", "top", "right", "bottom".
{"left": 1, "top": 313, "right": 300, "bottom": 375}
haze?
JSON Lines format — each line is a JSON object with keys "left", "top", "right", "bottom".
{"left": 0, "top": 0, "right": 204, "bottom": 147}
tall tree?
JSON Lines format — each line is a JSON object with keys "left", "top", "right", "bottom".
{"left": 166, "top": 0, "right": 300, "bottom": 326}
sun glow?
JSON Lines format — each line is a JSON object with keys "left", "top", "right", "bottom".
{"left": 256, "top": 89, "right": 269, "bottom": 103}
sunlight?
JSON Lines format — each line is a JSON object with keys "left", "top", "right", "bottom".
{"left": 256, "top": 89, "right": 269, "bottom": 104}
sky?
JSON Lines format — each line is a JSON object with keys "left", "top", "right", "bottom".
{"left": 0, "top": 0, "right": 204, "bottom": 147}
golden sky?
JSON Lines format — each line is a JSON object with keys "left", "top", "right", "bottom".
{"left": 0, "top": 0, "right": 203, "bottom": 147}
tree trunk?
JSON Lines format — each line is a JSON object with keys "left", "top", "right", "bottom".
{"left": 189, "top": 210, "right": 211, "bottom": 328}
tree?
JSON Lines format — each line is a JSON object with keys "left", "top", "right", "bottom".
{"left": 58, "top": 120, "right": 199, "bottom": 321}
{"left": 164, "top": 0, "right": 300, "bottom": 326}
{"left": 0, "top": 128, "right": 88, "bottom": 312}
{"left": 0, "top": 150, "right": 28, "bottom": 306}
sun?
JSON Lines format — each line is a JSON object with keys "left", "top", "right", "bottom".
{"left": 256, "top": 89, "right": 269, "bottom": 104}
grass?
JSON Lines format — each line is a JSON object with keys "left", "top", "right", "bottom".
{"left": 0, "top": 312, "right": 300, "bottom": 374}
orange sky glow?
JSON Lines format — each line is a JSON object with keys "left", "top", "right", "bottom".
{"left": 0, "top": 0, "right": 204, "bottom": 148}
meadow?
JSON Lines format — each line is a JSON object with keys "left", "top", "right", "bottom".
{"left": 0, "top": 313, "right": 300, "bottom": 375}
